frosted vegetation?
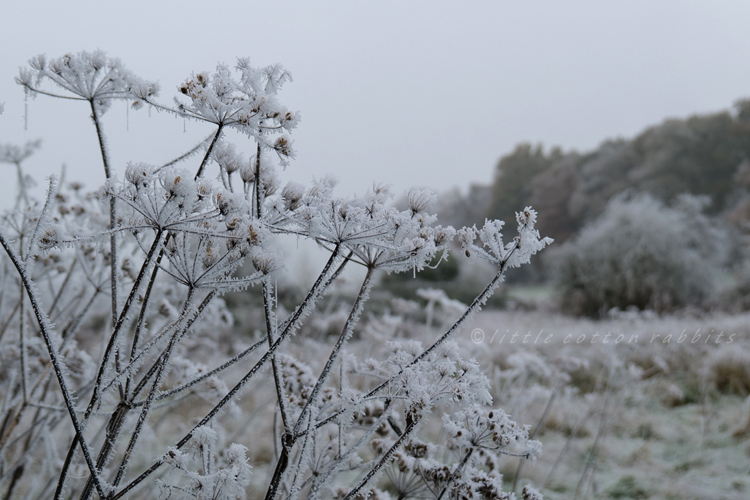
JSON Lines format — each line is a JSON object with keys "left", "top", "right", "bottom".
{"left": 0, "top": 51, "right": 552, "bottom": 499}
{"left": 434, "top": 104, "right": 749, "bottom": 318}
{"left": 552, "top": 194, "right": 730, "bottom": 316}
{"left": 461, "top": 309, "right": 750, "bottom": 500}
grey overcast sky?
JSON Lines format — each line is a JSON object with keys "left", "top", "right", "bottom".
{"left": 2, "top": 1, "right": 750, "bottom": 204}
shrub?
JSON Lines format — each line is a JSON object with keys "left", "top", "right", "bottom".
{"left": 0, "top": 51, "right": 551, "bottom": 499}
{"left": 705, "top": 346, "right": 750, "bottom": 396}
{"left": 606, "top": 475, "right": 648, "bottom": 499}
{"left": 551, "top": 194, "right": 728, "bottom": 317}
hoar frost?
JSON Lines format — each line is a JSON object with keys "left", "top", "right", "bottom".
{"left": 0, "top": 50, "right": 549, "bottom": 500}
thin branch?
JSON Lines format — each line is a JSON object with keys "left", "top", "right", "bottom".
{"left": 108, "top": 289, "right": 196, "bottom": 492}
{"left": 436, "top": 449, "right": 473, "bottom": 500}
{"left": 194, "top": 124, "right": 223, "bottom": 179}
{"left": 55, "top": 232, "right": 163, "bottom": 497}
{"left": 295, "top": 267, "right": 374, "bottom": 436}
{"left": 264, "top": 280, "right": 291, "bottom": 432}
{"left": 0, "top": 228, "right": 107, "bottom": 499}
{"left": 306, "top": 267, "right": 505, "bottom": 438}
{"left": 154, "top": 133, "right": 215, "bottom": 173}
{"left": 112, "top": 245, "right": 343, "bottom": 500}
{"left": 135, "top": 336, "right": 267, "bottom": 406}
{"left": 125, "top": 247, "right": 165, "bottom": 398}
{"left": 512, "top": 381, "right": 559, "bottom": 494}
{"left": 342, "top": 419, "right": 419, "bottom": 500}
{"left": 21, "top": 85, "right": 87, "bottom": 101}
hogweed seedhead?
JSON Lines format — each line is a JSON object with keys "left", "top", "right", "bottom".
{"left": 18, "top": 50, "right": 158, "bottom": 112}
{"left": 0, "top": 51, "right": 550, "bottom": 500}
{"left": 457, "top": 207, "right": 552, "bottom": 269}
{"left": 173, "top": 60, "right": 299, "bottom": 165}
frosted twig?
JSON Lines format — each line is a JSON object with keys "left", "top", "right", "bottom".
{"left": 0, "top": 228, "right": 108, "bottom": 499}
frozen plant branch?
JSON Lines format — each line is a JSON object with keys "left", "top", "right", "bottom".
{"left": 0, "top": 50, "right": 550, "bottom": 500}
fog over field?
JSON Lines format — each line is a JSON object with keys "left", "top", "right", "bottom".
{"left": 1, "top": 3, "right": 750, "bottom": 500}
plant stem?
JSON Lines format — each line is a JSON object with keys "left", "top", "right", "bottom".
{"left": 264, "top": 280, "right": 291, "bottom": 432}
{"left": 512, "top": 382, "right": 559, "bottom": 494}
{"left": 112, "top": 246, "right": 343, "bottom": 500}
{"left": 304, "top": 266, "right": 505, "bottom": 438}
{"left": 0, "top": 228, "right": 107, "bottom": 499}
{"left": 89, "top": 100, "right": 120, "bottom": 337}
{"left": 194, "top": 124, "right": 223, "bottom": 179}
{"left": 55, "top": 232, "right": 163, "bottom": 497}
{"left": 109, "top": 289, "right": 196, "bottom": 492}
{"left": 342, "top": 419, "right": 420, "bottom": 500}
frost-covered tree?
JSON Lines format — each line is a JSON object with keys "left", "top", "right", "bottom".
{"left": 0, "top": 51, "right": 551, "bottom": 499}
{"left": 551, "top": 194, "right": 729, "bottom": 316}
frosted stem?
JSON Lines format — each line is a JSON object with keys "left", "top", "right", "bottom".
{"left": 194, "top": 124, "right": 223, "bottom": 179}
{"left": 113, "top": 246, "right": 343, "bottom": 500}
{"left": 0, "top": 228, "right": 107, "bottom": 499}
{"left": 342, "top": 418, "right": 420, "bottom": 500}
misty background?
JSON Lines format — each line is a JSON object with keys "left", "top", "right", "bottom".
{"left": 2, "top": 1, "right": 750, "bottom": 200}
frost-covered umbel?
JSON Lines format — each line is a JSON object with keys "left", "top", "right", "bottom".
{"left": 17, "top": 50, "right": 158, "bottom": 115}
{"left": 0, "top": 51, "right": 550, "bottom": 500}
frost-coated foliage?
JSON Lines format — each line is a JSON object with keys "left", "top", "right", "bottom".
{"left": 551, "top": 194, "right": 729, "bottom": 316}
{"left": 0, "top": 51, "right": 551, "bottom": 499}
